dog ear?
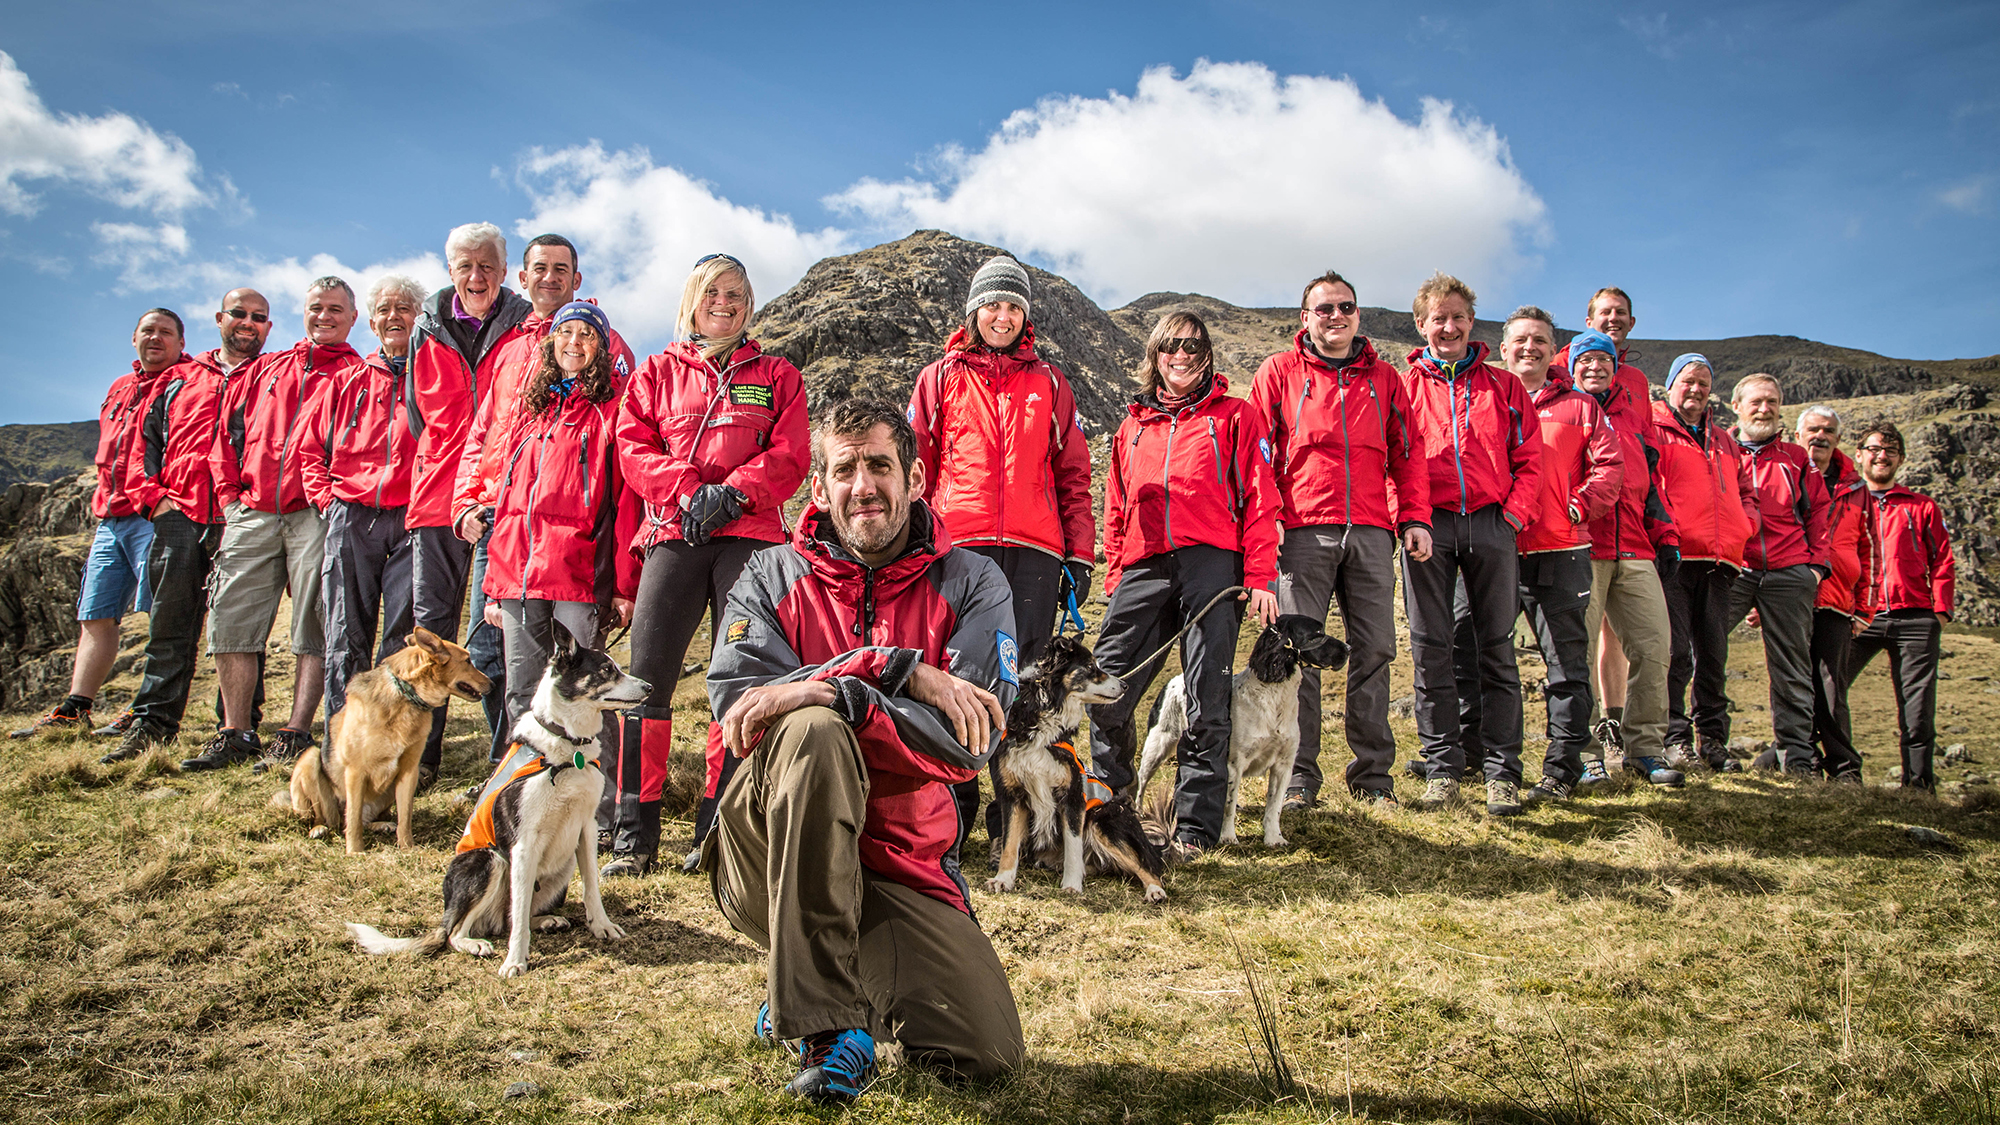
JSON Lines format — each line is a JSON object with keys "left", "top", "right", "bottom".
{"left": 551, "top": 624, "right": 577, "bottom": 665}
{"left": 410, "top": 627, "right": 446, "bottom": 659}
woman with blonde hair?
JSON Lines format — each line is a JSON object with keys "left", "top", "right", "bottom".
{"left": 611, "top": 254, "right": 810, "bottom": 875}
{"left": 1087, "top": 310, "right": 1280, "bottom": 859}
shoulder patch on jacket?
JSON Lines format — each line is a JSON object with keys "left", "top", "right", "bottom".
{"left": 725, "top": 618, "right": 749, "bottom": 645}
{"left": 996, "top": 631, "right": 1019, "bottom": 686}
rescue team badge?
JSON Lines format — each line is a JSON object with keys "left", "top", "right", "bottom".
{"left": 729, "top": 382, "right": 774, "bottom": 409}
{"left": 997, "top": 631, "right": 1019, "bottom": 685}
{"left": 725, "top": 618, "right": 749, "bottom": 645}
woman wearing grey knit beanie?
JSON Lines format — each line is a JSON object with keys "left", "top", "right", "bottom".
{"left": 908, "top": 254, "right": 1098, "bottom": 859}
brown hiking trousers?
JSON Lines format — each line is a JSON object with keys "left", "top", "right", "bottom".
{"left": 705, "top": 706, "right": 1024, "bottom": 1079}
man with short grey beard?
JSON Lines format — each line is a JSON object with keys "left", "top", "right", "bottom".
{"left": 1722, "top": 374, "right": 1831, "bottom": 776}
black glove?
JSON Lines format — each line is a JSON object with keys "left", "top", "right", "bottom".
{"left": 1654, "top": 545, "right": 1681, "bottom": 584}
{"left": 682, "top": 484, "right": 746, "bottom": 546}
{"left": 1059, "top": 559, "right": 1092, "bottom": 604}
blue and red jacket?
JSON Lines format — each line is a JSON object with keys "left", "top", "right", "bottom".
{"left": 92, "top": 359, "right": 178, "bottom": 520}
{"left": 1516, "top": 368, "right": 1622, "bottom": 554}
{"left": 299, "top": 351, "right": 417, "bottom": 512}
{"left": 403, "top": 286, "right": 533, "bottom": 528}
{"left": 1247, "top": 332, "right": 1430, "bottom": 532}
{"left": 707, "top": 502, "right": 1018, "bottom": 915}
{"left": 131, "top": 356, "right": 227, "bottom": 524}
{"left": 214, "top": 338, "right": 363, "bottom": 514}
{"left": 1734, "top": 432, "right": 1831, "bottom": 573}
{"left": 1584, "top": 375, "right": 1678, "bottom": 562}
{"left": 1403, "top": 342, "right": 1545, "bottom": 532}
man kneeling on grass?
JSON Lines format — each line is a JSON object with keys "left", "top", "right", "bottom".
{"left": 703, "top": 398, "right": 1025, "bottom": 1104}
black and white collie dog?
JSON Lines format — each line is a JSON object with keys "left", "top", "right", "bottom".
{"left": 986, "top": 634, "right": 1169, "bottom": 902}
{"left": 1133, "top": 615, "right": 1348, "bottom": 848}
{"left": 347, "top": 630, "right": 650, "bottom": 977}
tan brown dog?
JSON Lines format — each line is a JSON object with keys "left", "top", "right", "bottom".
{"left": 283, "top": 627, "right": 492, "bottom": 853}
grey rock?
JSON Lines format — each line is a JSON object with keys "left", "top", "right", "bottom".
{"left": 503, "top": 1082, "right": 540, "bottom": 1100}
{"left": 1944, "top": 743, "right": 1971, "bottom": 762}
{"left": 1388, "top": 693, "right": 1416, "bottom": 720}
{"left": 508, "top": 1050, "right": 541, "bottom": 1063}
{"left": 1906, "top": 825, "right": 1950, "bottom": 845}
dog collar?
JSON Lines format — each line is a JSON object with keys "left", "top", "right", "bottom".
{"left": 387, "top": 671, "right": 429, "bottom": 709}
{"left": 532, "top": 713, "right": 596, "bottom": 748}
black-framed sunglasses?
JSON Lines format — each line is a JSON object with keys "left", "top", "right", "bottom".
{"left": 1160, "top": 337, "right": 1209, "bottom": 355}
{"left": 223, "top": 308, "right": 270, "bottom": 323}
{"left": 1309, "top": 301, "right": 1358, "bottom": 318}
{"left": 695, "top": 252, "right": 745, "bottom": 271}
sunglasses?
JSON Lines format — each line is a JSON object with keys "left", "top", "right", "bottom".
{"left": 223, "top": 308, "right": 270, "bottom": 324}
{"left": 1309, "top": 301, "right": 1358, "bottom": 318}
{"left": 695, "top": 252, "right": 745, "bottom": 271}
{"left": 1159, "top": 337, "right": 1209, "bottom": 355}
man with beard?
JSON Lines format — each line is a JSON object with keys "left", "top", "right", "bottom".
{"left": 705, "top": 398, "right": 1022, "bottom": 1103}
{"left": 1845, "top": 421, "right": 1955, "bottom": 792}
{"left": 1795, "top": 405, "right": 1877, "bottom": 780}
{"left": 1721, "top": 374, "right": 1830, "bottom": 777}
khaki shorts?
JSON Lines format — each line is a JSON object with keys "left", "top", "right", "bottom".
{"left": 207, "top": 502, "right": 327, "bottom": 656}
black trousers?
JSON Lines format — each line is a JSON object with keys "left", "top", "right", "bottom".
{"left": 952, "top": 545, "right": 1063, "bottom": 851}
{"left": 1277, "top": 524, "right": 1400, "bottom": 798}
{"left": 1404, "top": 505, "right": 1523, "bottom": 784}
{"left": 405, "top": 525, "right": 472, "bottom": 772}
{"left": 1724, "top": 565, "right": 1820, "bottom": 771}
{"left": 320, "top": 500, "right": 415, "bottom": 721}
{"left": 1811, "top": 608, "right": 1863, "bottom": 779}
{"left": 1088, "top": 545, "right": 1245, "bottom": 847}
{"left": 1456, "top": 547, "right": 1593, "bottom": 786}
{"left": 1846, "top": 609, "right": 1943, "bottom": 790}
{"left": 129, "top": 510, "right": 221, "bottom": 739}
{"left": 1665, "top": 560, "right": 1738, "bottom": 749}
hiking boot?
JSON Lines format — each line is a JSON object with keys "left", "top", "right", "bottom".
{"left": 1281, "top": 787, "right": 1318, "bottom": 812}
{"left": 1523, "top": 776, "right": 1574, "bottom": 805}
{"left": 10, "top": 704, "right": 92, "bottom": 739}
{"left": 180, "top": 728, "right": 262, "bottom": 771}
{"left": 1414, "top": 776, "right": 1461, "bottom": 809}
{"left": 92, "top": 709, "right": 138, "bottom": 737}
{"left": 253, "top": 727, "right": 315, "bottom": 774}
{"left": 1751, "top": 748, "right": 1780, "bottom": 772}
{"left": 599, "top": 851, "right": 653, "bottom": 878}
{"left": 1352, "top": 787, "right": 1399, "bottom": 809}
{"left": 787, "top": 1028, "right": 876, "bottom": 1105}
{"left": 680, "top": 848, "right": 704, "bottom": 874}
{"left": 1575, "top": 759, "right": 1612, "bottom": 790}
{"left": 754, "top": 1002, "right": 801, "bottom": 1056}
{"left": 1485, "top": 779, "right": 1523, "bottom": 816}
{"left": 1624, "top": 756, "right": 1686, "bottom": 787}
{"left": 1592, "top": 716, "right": 1623, "bottom": 755}
{"left": 101, "top": 721, "right": 168, "bottom": 763}
{"left": 1698, "top": 739, "right": 1742, "bottom": 773}
{"left": 1402, "top": 758, "right": 1427, "bottom": 780}
{"left": 1665, "top": 742, "right": 1700, "bottom": 770}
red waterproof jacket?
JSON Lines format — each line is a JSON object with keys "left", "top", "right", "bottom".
{"left": 908, "top": 324, "right": 1095, "bottom": 563}
{"left": 1247, "top": 333, "right": 1430, "bottom": 532}
{"left": 1872, "top": 485, "right": 1955, "bottom": 616}
{"left": 1103, "top": 377, "right": 1280, "bottom": 595}
{"left": 403, "top": 287, "right": 533, "bottom": 528}
{"left": 616, "top": 339, "right": 809, "bottom": 551}
{"left": 1815, "top": 450, "right": 1880, "bottom": 621}
{"left": 1517, "top": 369, "right": 1622, "bottom": 554}
{"left": 452, "top": 306, "right": 635, "bottom": 528}
{"left": 92, "top": 361, "right": 174, "bottom": 520}
{"left": 707, "top": 502, "right": 1018, "bottom": 915}
{"left": 1583, "top": 378, "right": 1678, "bottom": 562}
{"left": 1651, "top": 402, "right": 1760, "bottom": 567}
{"left": 1735, "top": 434, "right": 1831, "bottom": 572}
{"left": 481, "top": 382, "right": 642, "bottom": 607}
{"left": 299, "top": 351, "right": 416, "bottom": 511}
{"left": 215, "top": 339, "right": 362, "bottom": 514}
{"left": 130, "top": 357, "right": 227, "bottom": 524}
{"left": 1403, "top": 343, "right": 1545, "bottom": 531}
{"left": 1553, "top": 342, "right": 1651, "bottom": 437}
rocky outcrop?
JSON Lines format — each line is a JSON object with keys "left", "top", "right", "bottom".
{"left": 0, "top": 421, "right": 97, "bottom": 491}
{"left": 0, "top": 472, "right": 96, "bottom": 710}
{"left": 751, "top": 230, "right": 1141, "bottom": 434}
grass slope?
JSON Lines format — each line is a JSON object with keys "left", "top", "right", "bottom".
{"left": 4, "top": 595, "right": 2000, "bottom": 1124}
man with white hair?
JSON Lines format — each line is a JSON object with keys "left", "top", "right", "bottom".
{"left": 403, "top": 223, "right": 532, "bottom": 785}
{"left": 1722, "top": 374, "right": 1831, "bottom": 777}
{"left": 1796, "top": 404, "right": 1877, "bottom": 780}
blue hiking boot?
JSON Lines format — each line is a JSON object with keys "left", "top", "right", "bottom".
{"left": 787, "top": 1028, "right": 877, "bottom": 1105}
{"left": 753, "top": 1002, "right": 800, "bottom": 1057}
{"left": 1624, "top": 756, "right": 1686, "bottom": 788}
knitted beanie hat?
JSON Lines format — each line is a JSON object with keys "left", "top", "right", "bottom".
{"left": 550, "top": 300, "right": 611, "bottom": 347}
{"left": 964, "top": 256, "right": 1031, "bottom": 318}
{"left": 1666, "top": 352, "right": 1711, "bottom": 391}
{"left": 1569, "top": 330, "right": 1618, "bottom": 366}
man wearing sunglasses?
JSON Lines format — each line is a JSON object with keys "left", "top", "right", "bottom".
{"left": 1248, "top": 270, "right": 1431, "bottom": 810}
{"left": 1845, "top": 422, "right": 1954, "bottom": 791}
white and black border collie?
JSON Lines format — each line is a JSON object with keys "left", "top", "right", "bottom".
{"left": 1133, "top": 615, "right": 1349, "bottom": 848}
{"left": 347, "top": 630, "right": 649, "bottom": 977}
{"left": 986, "top": 634, "right": 1168, "bottom": 902}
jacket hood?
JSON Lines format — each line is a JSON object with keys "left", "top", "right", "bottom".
{"left": 1529, "top": 365, "right": 1579, "bottom": 404}
{"left": 1129, "top": 373, "right": 1231, "bottom": 420}
{"left": 1406, "top": 340, "right": 1493, "bottom": 378}
{"left": 666, "top": 335, "right": 765, "bottom": 369}
{"left": 792, "top": 498, "right": 951, "bottom": 597}
{"left": 1291, "top": 330, "right": 1381, "bottom": 374}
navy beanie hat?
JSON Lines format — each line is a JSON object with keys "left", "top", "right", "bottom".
{"left": 1569, "top": 330, "right": 1618, "bottom": 367}
{"left": 1666, "top": 352, "right": 1711, "bottom": 391}
{"left": 551, "top": 300, "right": 612, "bottom": 348}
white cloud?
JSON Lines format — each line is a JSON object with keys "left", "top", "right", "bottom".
{"left": 91, "top": 221, "right": 191, "bottom": 289}
{"left": 1938, "top": 176, "right": 1992, "bottom": 216}
{"left": 0, "top": 50, "right": 216, "bottom": 217}
{"left": 512, "top": 142, "right": 851, "bottom": 349}
{"left": 826, "top": 60, "right": 1547, "bottom": 310}
{"left": 176, "top": 250, "right": 450, "bottom": 351}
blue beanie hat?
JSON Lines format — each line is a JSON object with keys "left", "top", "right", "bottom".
{"left": 1569, "top": 330, "right": 1618, "bottom": 367}
{"left": 551, "top": 300, "right": 611, "bottom": 348}
{"left": 1666, "top": 352, "right": 1711, "bottom": 391}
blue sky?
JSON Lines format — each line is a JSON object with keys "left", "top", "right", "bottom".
{"left": 2, "top": 0, "right": 1995, "bottom": 424}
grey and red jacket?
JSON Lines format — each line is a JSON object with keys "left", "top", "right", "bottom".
{"left": 1733, "top": 432, "right": 1831, "bottom": 573}
{"left": 707, "top": 501, "right": 1018, "bottom": 915}
{"left": 1553, "top": 342, "right": 1653, "bottom": 439}
{"left": 1872, "top": 484, "right": 1955, "bottom": 616}
{"left": 1517, "top": 368, "right": 1622, "bottom": 554}
{"left": 1103, "top": 376, "right": 1281, "bottom": 594}
{"left": 1246, "top": 332, "right": 1431, "bottom": 532}
{"left": 215, "top": 338, "right": 363, "bottom": 514}
{"left": 298, "top": 350, "right": 416, "bottom": 511}
{"left": 452, "top": 304, "right": 636, "bottom": 528}
{"left": 131, "top": 354, "right": 228, "bottom": 523}
{"left": 480, "top": 381, "right": 642, "bottom": 608}
{"left": 1651, "top": 402, "right": 1760, "bottom": 566}
{"left": 615, "top": 338, "right": 809, "bottom": 551}
{"left": 91, "top": 360, "right": 174, "bottom": 520}
{"left": 1403, "top": 342, "right": 1545, "bottom": 532}
{"left": 1584, "top": 376, "right": 1678, "bottom": 562}
{"left": 403, "top": 286, "right": 533, "bottom": 528}
{"left": 1815, "top": 450, "right": 1880, "bottom": 621}
{"left": 909, "top": 323, "right": 1095, "bottom": 564}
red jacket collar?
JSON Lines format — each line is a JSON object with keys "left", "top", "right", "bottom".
{"left": 1405, "top": 340, "right": 1493, "bottom": 379}
{"left": 1290, "top": 330, "right": 1380, "bottom": 375}
{"left": 791, "top": 499, "right": 951, "bottom": 591}
{"left": 1127, "top": 373, "right": 1231, "bottom": 420}
{"left": 1527, "top": 365, "right": 1579, "bottom": 406}
{"left": 944, "top": 321, "right": 1040, "bottom": 365}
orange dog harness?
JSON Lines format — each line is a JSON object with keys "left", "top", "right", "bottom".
{"left": 456, "top": 740, "right": 600, "bottom": 854}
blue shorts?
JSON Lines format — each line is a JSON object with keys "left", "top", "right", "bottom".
{"left": 77, "top": 514, "right": 155, "bottom": 620}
